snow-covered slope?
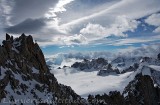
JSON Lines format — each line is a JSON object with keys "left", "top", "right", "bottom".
{"left": 50, "top": 67, "right": 133, "bottom": 98}
{"left": 49, "top": 52, "right": 160, "bottom": 99}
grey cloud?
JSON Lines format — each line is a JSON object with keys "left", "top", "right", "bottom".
{"left": 5, "top": 18, "right": 45, "bottom": 34}
{"left": 34, "top": 38, "right": 51, "bottom": 42}
{"left": 6, "top": 0, "right": 58, "bottom": 24}
{"left": 70, "top": 39, "right": 82, "bottom": 44}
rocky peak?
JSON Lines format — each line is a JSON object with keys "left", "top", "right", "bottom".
{"left": 2, "top": 33, "right": 48, "bottom": 74}
{"left": 97, "top": 63, "right": 120, "bottom": 76}
{"left": 71, "top": 58, "right": 108, "bottom": 71}
{"left": 0, "top": 33, "right": 85, "bottom": 105}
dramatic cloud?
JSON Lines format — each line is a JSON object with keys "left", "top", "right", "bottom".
{"left": 5, "top": 18, "right": 46, "bottom": 34}
{"left": 7, "top": 0, "right": 58, "bottom": 24}
{"left": 0, "top": 0, "right": 160, "bottom": 49}
{"left": 0, "top": 0, "right": 59, "bottom": 35}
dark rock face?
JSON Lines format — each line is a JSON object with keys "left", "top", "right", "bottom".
{"left": 71, "top": 58, "right": 121, "bottom": 75}
{"left": 71, "top": 58, "right": 108, "bottom": 70}
{"left": 158, "top": 53, "right": 160, "bottom": 60}
{"left": 0, "top": 34, "right": 86, "bottom": 105}
{"left": 97, "top": 64, "right": 120, "bottom": 76}
{"left": 88, "top": 91, "right": 125, "bottom": 105}
{"left": 121, "top": 63, "right": 139, "bottom": 74}
{"left": 87, "top": 74, "right": 160, "bottom": 105}
{"left": 111, "top": 56, "right": 142, "bottom": 70}
{"left": 123, "top": 74, "right": 160, "bottom": 105}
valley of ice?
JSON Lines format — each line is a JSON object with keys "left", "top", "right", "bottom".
{"left": 50, "top": 67, "right": 133, "bottom": 98}
{"left": 46, "top": 52, "right": 160, "bottom": 98}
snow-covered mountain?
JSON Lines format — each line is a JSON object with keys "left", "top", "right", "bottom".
{"left": 1, "top": 33, "right": 159, "bottom": 105}
{"left": 86, "top": 58, "right": 160, "bottom": 105}
{"left": 111, "top": 56, "right": 142, "bottom": 72}
{"left": 47, "top": 48, "right": 160, "bottom": 105}
{"left": 0, "top": 34, "right": 86, "bottom": 105}
{"left": 71, "top": 58, "right": 108, "bottom": 71}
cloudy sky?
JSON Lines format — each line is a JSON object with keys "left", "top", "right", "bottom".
{"left": 0, "top": 0, "right": 160, "bottom": 55}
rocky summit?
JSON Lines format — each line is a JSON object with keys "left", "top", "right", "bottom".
{"left": 0, "top": 34, "right": 86, "bottom": 105}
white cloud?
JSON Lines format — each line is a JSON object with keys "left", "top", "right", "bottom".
{"left": 86, "top": 34, "right": 160, "bottom": 47}
{"left": 117, "top": 43, "right": 160, "bottom": 58}
{"left": 56, "top": 0, "right": 160, "bottom": 46}
{"left": 46, "top": 51, "right": 115, "bottom": 61}
{"left": 46, "top": 43, "right": 160, "bottom": 63}
{"left": 80, "top": 23, "right": 107, "bottom": 40}
{"left": 54, "top": 0, "right": 74, "bottom": 13}
{"left": 60, "top": 34, "right": 87, "bottom": 45}
{"left": 45, "top": 15, "right": 139, "bottom": 46}
{"left": 35, "top": 32, "right": 160, "bottom": 47}
{"left": 145, "top": 13, "right": 160, "bottom": 26}
{"left": 61, "top": 0, "right": 160, "bottom": 28}
{"left": 45, "top": 0, "right": 74, "bottom": 19}
{"left": 80, "top": 16, "right": 139, "bottom": 41}
{"left": 145, "top": 13, "right": 160, "bottom": 33}
{"left": 0, "top": 0, "right": 14, "bottom": 26}
{"left": 37, "top": 34, "right": 87, "bottom": 47}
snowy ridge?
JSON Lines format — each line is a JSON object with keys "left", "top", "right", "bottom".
{"left": 0, "top": 66, "right": 55, "bottom": 105}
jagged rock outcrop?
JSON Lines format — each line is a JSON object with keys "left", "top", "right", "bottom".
{"left": 97, "top": 64, "right": 120, "bottom": 76}
{"left": 71, "top": 58, "right": 121, "bottom": 75}
{"left": 0, "top": 33, "right": 86, "bottom": 105}
{"left": 121, "top": 63, "right": 139, "bottom": 74}
{"left": 71, "top": 58, "right": 108, "bottom": 71}
{"left": 111, "top": 56, "right": 142, "bottom": 71}
{"left": 123, "top": 74, "right": 160, "bottom": 105}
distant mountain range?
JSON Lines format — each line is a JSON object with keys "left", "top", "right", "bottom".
{"left": 47, "top": 46, "right": 160, "bottom": 105}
